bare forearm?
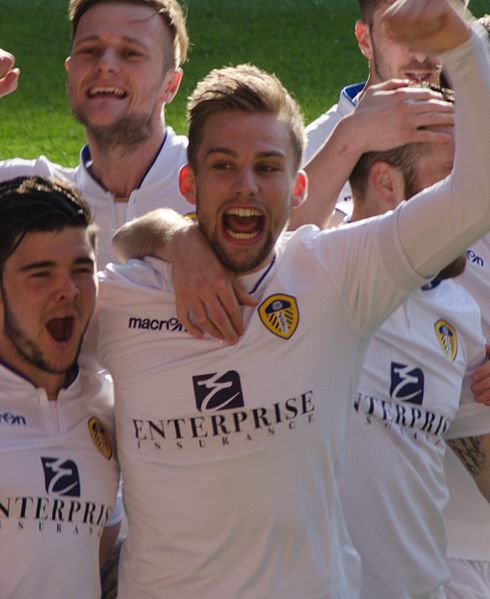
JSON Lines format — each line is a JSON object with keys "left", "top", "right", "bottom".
{"left": 448, "top": 434, "right": 490, "bottom": 502}
{"left": 112, "top": 208, "right": 194, "bottom": 262}
{"left": 290, "top": 117, "right": 360, "bottom": 230}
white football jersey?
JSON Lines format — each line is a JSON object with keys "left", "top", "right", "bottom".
{"left": 339, "top": 280, "right": 487, "bottom": 598}
{"left": 0, "top": 126, "right": 190, "bottom": 269}
{"left": 444, "top": 233, "right": 490, "bottom": 563}
{"left": 0, "top": 365, "right": 120, "bottom": 599}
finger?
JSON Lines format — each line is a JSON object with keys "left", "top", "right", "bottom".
{"left": 176, "top": 304, "right": 205, "bottom": 340}
{"left": 213, "top": 291, "right": 243, "bottom": 340}
{"left": 472, "top": 359, "right": 490, "bottom": 384}
{"left": 190, "top": 299, "right": 232, "bottom": 343}
{"left": 200, "top": 294, "right": 240, "bottom": 344}
{"left": 198, "top": 319, "right": 227, "bottom": 343}
{"left": 397, "top": 128, "right": 452, "bottom": 145}
{"left": 233, "top": 280, "right": 259, "bottom": 308}
{"left": 0, "top": 50, "right": 15, "bottom": 77}
{"left": 0, "top": 68, "right": 20, "bottom": 98}
{"left": 472, "top": 387, "right": 490, "bottom": 405}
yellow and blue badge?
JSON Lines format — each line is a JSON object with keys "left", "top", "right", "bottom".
{"left": 434, "top": 319, "right": 458, "bottom": 362}
{"left": 88, "top": 417, "right": 113, "bottom": 460}
{"left": 259, "top": 294, "right": 299, "bottom": 339}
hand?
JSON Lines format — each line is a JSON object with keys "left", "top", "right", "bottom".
{"left": 169, "top": 226, "right": 257, "bottom": 344}
{"left": 382, "top": 0, "right": 471, "bottom": 54}
{"left": 351, "top": 79, "right": 454, "bottom": 153}
{"left": 472, "top": 345, "right": 490, "bottom": 406}
{"left": 0, "top": 49, "right": 20, "bottom": 98}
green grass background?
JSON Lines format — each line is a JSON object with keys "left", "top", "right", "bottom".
{"left": 0, "top": 0, "right": 487, "bottom": 165}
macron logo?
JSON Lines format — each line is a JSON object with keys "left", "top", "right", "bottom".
{"left": 0, "top": 412, "right": 26, "bottom": 426}
{"left": 466, "top": 248, "right": 484, "bottom": 268}
{"left": 128, "top": 316, "right": 186, "bottom": 333}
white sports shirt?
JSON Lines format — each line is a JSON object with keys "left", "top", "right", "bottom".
{"left": 0, "top": 364, "right": 120, "bottom": 599}
{"left": 0, "top": 126, "right": 190, "bottom": 268}
{"left": 444, "top": 233, "right": 490, "bottom": 563}
{"left": 339, "top": 280, "right": 487, "bottom": 598}
{"left": 93, "top": 29, "right": 489, "bottom": 599}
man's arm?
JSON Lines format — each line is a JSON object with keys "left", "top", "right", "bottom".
{"left": 448, "top": 434, "right": 490, "bottom": 502}
{"left": 290, "top": 82, "right": 454, "bottom": 230}
{"left": 0, "top": 49, "right": 20, "bottom": 97}
{"left": 380, "top": 0, "right": 490, "bottom": 279}
{"left": 113, "top": 209, "right": 257, "bottom": 344}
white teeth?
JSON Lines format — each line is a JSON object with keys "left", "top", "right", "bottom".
{"left": 89, "top": 86, "right": 125, "bottom": 97}
{"left": 226, "top": 230, "right": 257, "bottom": 240}
{"left": 226, "top": 207, "right": 262, "bottom": 217}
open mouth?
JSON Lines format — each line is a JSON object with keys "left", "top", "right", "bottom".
{"left": 87, "top": 86, "right": 128, "bottom": 99}
{"left": 46, "top": 317, "right": 75, "bottom": 343}
{"left": 223, "top": 207, "right": 265, "bottom": 241}
{"left": 405, "top": 71, "right": 434, "bottom": 83}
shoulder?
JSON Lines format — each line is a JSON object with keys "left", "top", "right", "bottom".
{"left": 0, "top": 155, "right": 77, "bottom": 184}
{"left": 99, "top": 258, "right": 172, "bottom": 297}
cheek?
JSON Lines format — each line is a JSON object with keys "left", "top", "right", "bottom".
{"left": 80, "top": 281, "right": 97, "bottom": 309}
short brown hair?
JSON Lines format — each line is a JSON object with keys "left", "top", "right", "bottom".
{"left": 69, "top": 0, "right": 189, "bottom": 68}
{"left": 349, "top": 142, "right": 428, "bottom": 201}
{"left": 186, "top": 64, "right": 305, "bottom": 172}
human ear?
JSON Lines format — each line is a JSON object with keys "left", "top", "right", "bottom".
{"left": 178, "top": 164, "right": 197, "bottom": 205}
{"left": 291, "top": 170, "right": 308, "bottom": 209}
{"left": 162, "top": 68, "right": 183, "bottom": 104}
{"left": 370, "top": 162, "right": 404, "bottom": 209}
{"left": 355, "top": 20, "right": 374, "bottom": 61}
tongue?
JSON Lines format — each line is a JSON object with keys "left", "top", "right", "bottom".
{"left": 46, "top": 318, "right": 73, "bottom": 342}
{"left": 226, "top": 214, "right": 261, "bottom": 234}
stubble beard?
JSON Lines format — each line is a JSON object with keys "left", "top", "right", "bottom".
{"left": 72, "top": 107, "right": 156, "bottom": 152}
{"left": 1, "top": 289, "right": 82, "bottom": 376}
{"left": 371, "top": 36, "right": 441, "bottom": 85}
{"left": 197, "top": 207, "right": 277, "bottom": 274}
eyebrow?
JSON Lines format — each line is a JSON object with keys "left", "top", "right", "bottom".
{"left": 73, "top": 35, "right": 149, "bottom": 49}
{"left": 19, "top": 257, "right": 95, "bottom": 272}
{"left": 205, "top": 148, "right": 286, "bottom": 160}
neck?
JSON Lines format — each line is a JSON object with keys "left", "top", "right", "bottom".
{"left": 351, "top": 203, "right": 374, "bottom": 222}
{"left": 359, "top": 71, "right": 380, "bottom": 100}
{"left": 85, "top": 126, "right": 166, "bottom": 198}
{"left": 0, "top": 349, "right": 67, "bottom": 400}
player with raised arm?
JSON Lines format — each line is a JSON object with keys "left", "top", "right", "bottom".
{"left": 95, "top": 1, "right": 490, "bottom": 596}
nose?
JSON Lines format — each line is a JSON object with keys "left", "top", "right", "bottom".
{"left": 411, "top": 50, "right": 431, "bottom": 64}
{"left": 53, "top": 274, "right": 80, "bottom": 303}
{"left": 95, "top": 47, "right": 120, "bottom": 74}
{"left": 232, "top": 166, "right": 259, "bottom": 197}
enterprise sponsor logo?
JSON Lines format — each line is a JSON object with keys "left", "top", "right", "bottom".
{"left": 0, "top": 456, "right": 113, "bottom": 536}
{"left": 133, "top": 390, "right": 315, "bottom": 454}
{"left": 355, "top": 391, "right": 451, "bottom": 439}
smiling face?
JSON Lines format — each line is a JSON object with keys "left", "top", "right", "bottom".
{"left": 356, "top": 0, "right": 442, "bottom": 85}
{"left": 65, "top": 2, "right": 182, "bottom": 146}
{"left": 180, "top": 110, "right": 306, "bottom": 274}
{"left": 0, "top": 227, "right": 96, "bottom": 396}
